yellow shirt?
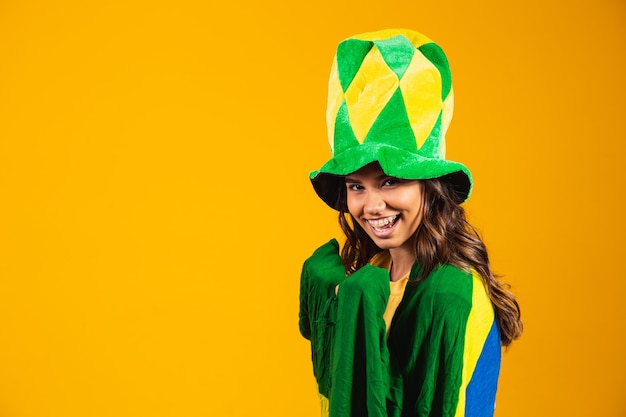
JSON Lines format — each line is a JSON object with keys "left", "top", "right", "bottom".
{"left": 370, "top": 251, "right": 409, "bottom": 336}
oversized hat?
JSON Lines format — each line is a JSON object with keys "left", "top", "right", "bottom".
{"left": 310, "top": 29, "right": 472, "bottom": 210}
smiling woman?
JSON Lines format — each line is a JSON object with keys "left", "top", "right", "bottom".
{"left": 298, "top": 29, "right": 523, "bottom": 417}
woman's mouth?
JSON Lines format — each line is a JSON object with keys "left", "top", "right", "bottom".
{"left": 366, "top": 215, "right": 399, "bottom": 235}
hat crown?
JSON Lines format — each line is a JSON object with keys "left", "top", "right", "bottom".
{"left": 326, "top": 29, "right": 454, "bottom": 159}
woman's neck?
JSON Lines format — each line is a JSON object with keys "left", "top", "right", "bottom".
{"left": 388, "top": 246, "right": 416, "bottom": 282}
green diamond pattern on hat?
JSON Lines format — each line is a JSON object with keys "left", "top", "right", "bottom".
{"left": 365, "top": 88, "right": 416, "bottom": 151}
{"left": 336, "top": 39, "right": 373, "bottom": 92}
{"left": 373, "top": 35, "right": 415, "bottom": 80}
{"left": 333, "top": 101, "right": 360, "bottom": 155}
{"left": 311, "top": 29, "right": 473, "bottom": 210}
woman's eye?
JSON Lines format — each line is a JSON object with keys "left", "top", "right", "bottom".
{"left": 382, "top": 178, "right": 400, "bottom": 187}
{"left": 347, "top": 184, "right": 362, "bottom": 191}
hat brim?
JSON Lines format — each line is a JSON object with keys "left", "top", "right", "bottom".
{"left": 310, "top": 144, "right": 472, "bottom": 210}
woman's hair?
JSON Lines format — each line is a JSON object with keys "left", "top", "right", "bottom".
{"left": 338, "top": 176, "right": 523, "bottom": 346}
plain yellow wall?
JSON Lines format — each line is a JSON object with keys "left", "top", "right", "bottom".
{"left": 0, "top": 0, "right": 624, "bottom": 416}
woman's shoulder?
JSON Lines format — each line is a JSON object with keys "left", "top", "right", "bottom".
{"left": 415, "top": 264, "right": 476, "bottom": 304}
{"left": 399, "top": 264, "right": 484, "bottom": 324}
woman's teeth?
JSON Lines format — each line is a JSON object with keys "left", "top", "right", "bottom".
{"left": 367, "top": 215, "right": 398, "bottom": 229}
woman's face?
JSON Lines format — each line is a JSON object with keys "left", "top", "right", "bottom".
{"left": 345, "top": 163, "right": 424, "bottom": 252}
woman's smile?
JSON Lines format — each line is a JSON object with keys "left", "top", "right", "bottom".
{"left": 365, "top": 215, "right": 400, "bottom": 236}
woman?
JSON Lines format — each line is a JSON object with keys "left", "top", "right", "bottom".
{"left": 299, "top": 29, "right": 522, "bottom": 417}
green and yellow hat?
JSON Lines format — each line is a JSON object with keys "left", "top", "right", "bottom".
{"left": 310, "top": 29, "right": 472, "bottom": 210}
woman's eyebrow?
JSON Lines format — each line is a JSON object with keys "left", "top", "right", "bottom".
{"left": 345, "top": 177, "right": 360, "bottom": 183}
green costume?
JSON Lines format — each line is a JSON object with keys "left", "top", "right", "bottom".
{"left": 299, "top": 240, "right": 500, "bottom": 417}
{"left": 300, "top": 30, "right": 502, "bottom": 417}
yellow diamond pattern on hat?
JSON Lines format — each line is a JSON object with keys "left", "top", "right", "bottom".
{"left": 400, "top": 49, "right": 445, "bottom": 152}
{"left": 326, "top": 58, "right": 343, "bottom": 155}
{"left": 344, "top": 46, "right": 398, "bottom": 144}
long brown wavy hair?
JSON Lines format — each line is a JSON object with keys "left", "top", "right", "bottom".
{"left": 337, "top": 176, "right": 523, "bottom": 346}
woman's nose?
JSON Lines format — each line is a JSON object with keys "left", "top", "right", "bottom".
{"left": 364, "top": 191, "right": 385, "bottom": 214}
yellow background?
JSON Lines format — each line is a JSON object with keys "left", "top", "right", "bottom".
{"left": 0, "top": 0, "right": 624, "bottom": 416}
